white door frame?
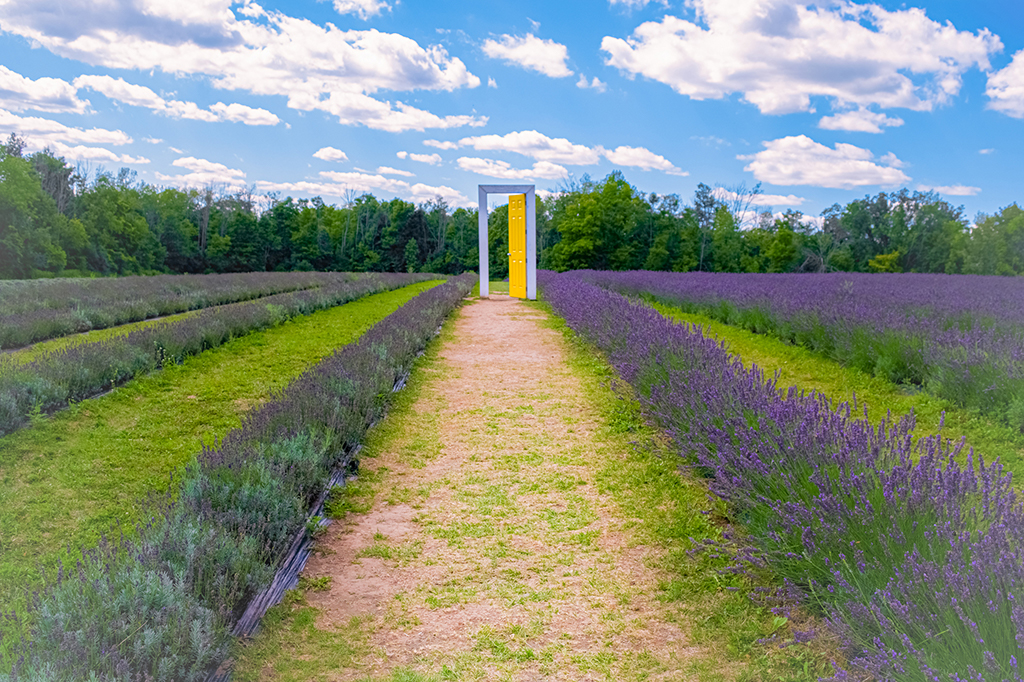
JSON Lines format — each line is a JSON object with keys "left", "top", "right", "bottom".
{"left": 477, "top": 184, "right": 536, "bottom": 300}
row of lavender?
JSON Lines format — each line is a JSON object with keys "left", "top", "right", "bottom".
{"left": 574, "top": 270, "right": 1024, "bottom": 429}
{"left": 541, "top": 270, "right": 1024, "bottom": 682}
{"left": 0, "top": 271, "right": 347, "bottom": 350}
{"left": 0, "top": 273, "right": 475, "bottom": 681}
{"left": 0, "top": 273, "right": 436, "bottom": 436}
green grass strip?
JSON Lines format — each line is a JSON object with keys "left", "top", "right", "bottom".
{"left": 0, "top": 280, "right": 443, "bottom": 602}
{"left": 1, "top": 309, "right": 202, "bottom": 366}
{"left": 650, "top": 300, "right": 1024, "bottom": 478}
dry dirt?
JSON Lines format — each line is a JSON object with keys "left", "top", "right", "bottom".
{"left": 298, "top": 295, "right": 709, "bottom": 680}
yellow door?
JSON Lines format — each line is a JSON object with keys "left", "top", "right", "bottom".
{"left": 508, "top": 194, "right": 526, "bottom": 299}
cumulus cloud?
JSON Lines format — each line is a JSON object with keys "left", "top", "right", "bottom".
{"left": 457, "top": 130, "right": 684, "bottom": 175}
{"left": 917, "top": 184, "right": 981, "bottom": 196}
{"left": 423, "top": 139, "right": 458, "bottom": 150}
{"left": 987, "top": 50, "right": 1024, "bottom": 118}
{"left": 256, "top": 172, "right": 470, "bottom": 206}
{"left": 156, "top": 156, "right": 247, "bottom": 188}
{"left": 819, "top": 108, "right": 905, "bottom": 133}
{"left": 75, "top": 74, "right": 279, "bottom": 125}
{"left": 0, "top": 65, "right": 89, "bottom": 113}
{"left": 603, "top": 145, "right": 686, "bottom": 175}
{"left": 396, "top": 151, "right": 443, "bottom": 165}
{"left": 601, "top": 0, "right": 1000, "bottom": 115}
{"left": 42, "top": 140, "right": 149, "bottom": 164}
{"left": 576, "top": 75, "right": 608, "bottom": 92}
{"left": 487, "top": 77, "right": 497, "bottom": 88}
{"left": 0, "top": 0, "right": 482, "bottom": 132}
{"left": 457, "top": 156, "right": 569, "bottom": 180}
{"left": 377, "top": 166, "right": 414, "bottom": 177}
{"left": 0, "top": 108, "right": 132, "bottom": 146}
{"left": 482, "top": 33, "right": 573, "bottom": 78}
{"left": 332, "top": 0, "right": 390, "bottom": 20}
{"left": 459, "top": 130, "right": 601, "bottom": 165}
{"left": 714, "top": 188, "right": 806, "bottom": 206}
{"left": 313, "top": 146, "right": 349, "bottom": 162}
{"left": 739, "top": 135, "right": 910, "bottom": 189}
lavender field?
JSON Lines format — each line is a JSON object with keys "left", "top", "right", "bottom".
{"left": 542, "top": 269, "right": 1024, "bottom": 682}
{"left": 575, "top": 270, "right": 1024, "bottom": 430}
{"left": 0, "top": 274, "right": 476, "bottom": 680}
{"left": 0, "top": 271, "right": 354, "bottom": 350}
{"left": 0, "top": 272, "right": 435, "bottom": 436}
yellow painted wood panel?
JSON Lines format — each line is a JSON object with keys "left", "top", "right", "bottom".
{"left": 508, "top": 193, "right": 526, "bottom": 299}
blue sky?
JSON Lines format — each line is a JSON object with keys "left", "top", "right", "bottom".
{"left": 0, "top": 0, "right": 1021, "bottom": 220}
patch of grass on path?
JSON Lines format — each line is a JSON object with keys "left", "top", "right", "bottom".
{"left": 650, "top": 301, "right": 1024, "bottom": 477}
{"left": 0, "top": 281, "right": 442, "bottom": 606}
{"left": 234, "top": 298, "right": 836, "bottom": 682}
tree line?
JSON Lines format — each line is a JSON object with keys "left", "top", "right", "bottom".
{"left": 1, "top": 133, "right": 1022, "bottom": 279}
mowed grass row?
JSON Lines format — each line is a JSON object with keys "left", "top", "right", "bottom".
{"left": 0, "top": 280, "right": 444, "bottom": 603}
{"left": 1, "top": 307, "right": 202, "bottom": 365}
{"left": 650, "top": 301, "right": 1024, "bottom": 477}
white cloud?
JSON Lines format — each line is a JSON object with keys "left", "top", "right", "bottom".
{"left": 714, "top": 188, "right": 806, "bottom": 206}
{"left": 603, "top": 145, "right": 686, "bottom": 175}
{"left": 609, "top": 0, "right": 668, "bottom": 8}
{"left": 457, "top": 156, "right": 568, "bottom": 180}
{"left": 979, "top": 148, "right": 995, "bottom": 155}
{"left": 75, "top": 75, "right": 280, "bottom": 125}
{"left": 576, "top": 75, "right": 608, "bottom": 92}
{"left": 44, "top": 140, "right": 149, "bottom": 164}
{"left": 143, "top": 136, "right": 163, "bottom": 144}
{"left": 488, "top": 77, "right": 497, "bottom": 88}
{"left": 482, "top": 34, "right": 573, "bottom": 78}
{"left": 819, "top": 108, "right": 904, "bottom": 133}
{"left": 423, "top": 139, "right": 458, "bottom": 150}
{"left": 601, "top": 0, "right": 1000, "bottom": 114}
{"left": 987, "top": 50, "right": 1024, "bottom": 118}
{"left": 208, "top": 101, "right": 279, "bottom": 125}
{"left": 0, "top": 108, "right": 132, "bottom": 146}
{"left": 459, "top": 130, "right": 601, "bottom": 165}
{"left": 739, "top": 135, "right": 910, "bottom": 189}
{"left": 156, "top": 155, "right": 246, "bottom": 188}
{"left": 0, "top": 65, "right": 89, "bottom": 113}
{"left": 917, "top": 184, "right": 981, "bottom": 196}
{"left": 313, "top": 146, "right": 349, "bottom": 162}
{"left": 0, "top": 0, "right": 482, "bottom": 133}
{"left": 396, "top": 151, "right": 443, "bottom": 165}
{"left": 332, "top": 0, "right": 390, "bottom": 20}
{"left": 255, "top": 172, "right": 471, "bottom": 207}
{"left": 377, "top": 166, "right": 414, "bottom": 177}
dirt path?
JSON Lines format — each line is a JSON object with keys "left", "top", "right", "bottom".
{"left": 252, "top": 296, "right": 722, "bottom": 680}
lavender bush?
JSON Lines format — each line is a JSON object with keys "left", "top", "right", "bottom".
{"left": 573, "top": 270, "right": 1024, "bottom": 430}
{"left": 0, "top": 273, "right": 436, "bottom": 436}
{"left": 540, "top": 270, "right": 1024, "bottom": 681}
{"left": 0, "top": 273, "right": 475, "bottom": 681}
{"left": 0, "top": 271, "right": 354, "bottom": 350}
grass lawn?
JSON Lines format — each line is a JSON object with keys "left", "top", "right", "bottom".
{"left": 651, "top": 301, "right": 1024, "bottom": 478}
{"left": 0, "top": 280, "right": 443, "bottom": 605}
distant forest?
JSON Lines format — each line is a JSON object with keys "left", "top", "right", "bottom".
{"left": 2, "top": 133, "right": 1022, "bottom": 280}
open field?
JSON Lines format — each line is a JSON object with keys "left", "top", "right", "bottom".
{"left": 0, "top": 272, "right": 353, "bottom": 350}
{"left": 0, "top": 281, "right": 442, "bottom": 609}
{"left": 2, "top": 271, "right": 1023, "bottom": 681}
